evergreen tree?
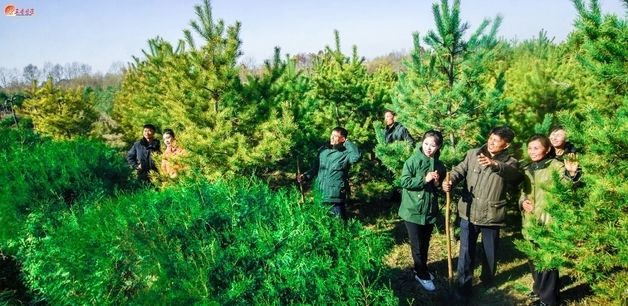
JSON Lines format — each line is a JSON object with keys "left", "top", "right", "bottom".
{"left": 379, "top": 0, "right": 509, "bottom": 175}
{"left": 503, "top": 32, "right": 582, "bottom": 142}
{"left": 242, "top": 49, "right": 320, "bottom": 178}
{"left": 238, "top": 48, "right": 300, "bottom": 170}
{"left": 571, "top": 0, "right": 627, "bottom": 109}
{"left": 113, "top": 0, "right": 296, "bottom": 180}
{"left": 18, "top": 78, "right": 98, "bottom": 139}
{"left": 304, "top": 30, "right": 397, "bottom": 199}
{"left": 308, "top": 30, "right": 372, "bottom": 140}
{"left": 516, "top": 1, "right": 627, "bottom": 301}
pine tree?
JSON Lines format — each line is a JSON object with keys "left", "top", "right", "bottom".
{"left": 308, "top": 30, "right": 372, "bottom": 139}
{"left": 304, "top": 30, "right": 397, "bottom": 199}
{"left": 238, "top": 48, "right": 300, "bottom": 170}
{"left": 503, "top": 31, "right": 582, "bottom": 141}
{"left": 18, "top": 78, "right": 98, "bottom": 139}
{"left": 571, "top": 0, "right": 627, "bottom": 110}
{"left": 516, "top": 1, "right": 627, "bottom": 301}
{"left": 379, "top": 0, "right": 509, "bottom": 173}
{"left": 113, "top": 0, "right": 296, "bottom": 180}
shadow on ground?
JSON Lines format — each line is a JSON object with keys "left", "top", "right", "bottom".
{"left": 350, "top": 199, "right": 595, "bottom": 306}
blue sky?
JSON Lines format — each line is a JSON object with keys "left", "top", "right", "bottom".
{"left": 1, "top": 0, "right": 625, "bottom": 73}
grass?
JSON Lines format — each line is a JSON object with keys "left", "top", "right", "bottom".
{"left": 0, "top": 185, "right": 608, "bottom": 305}
{"left": 351, "top": 196, "right": 602, "bottom": 306}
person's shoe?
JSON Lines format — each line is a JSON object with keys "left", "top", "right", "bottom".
{"left": 415, "top": 274, "right": 436, "bottom": 291}
{"left": 412, "top": 269, "right": 435, "bottom": 279}
{"left": 485, "top": 286, "right": 498, "bottom": 295}
{"left": 526, "top": 291, "right": 540, "bottom": 301}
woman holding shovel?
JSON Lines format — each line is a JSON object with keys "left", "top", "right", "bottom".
{"left": 398, "top": 130, "right": 446, "bottom": 291}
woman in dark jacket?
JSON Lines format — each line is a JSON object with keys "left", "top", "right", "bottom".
{"left": 399, "top": 130, "right": 446, "bottom": 291}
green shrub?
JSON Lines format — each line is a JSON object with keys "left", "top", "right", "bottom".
{"left": 20, "top": 179, "right": 397, "bottom": 305}
{"left": 0, "top": 127, "right": 41, "bottom": 152}
{"left": 0, "top": 128, "right": 134, "bottom": 253}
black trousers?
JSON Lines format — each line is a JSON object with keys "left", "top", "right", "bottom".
{"left": 405, "top": 221, "right": 434, "bottom": 280}
{"left": 456, "top": 219, "right": 500, "bottom": 295}
{"left": 530, "top": 261, "right": 560, "bottom": 305}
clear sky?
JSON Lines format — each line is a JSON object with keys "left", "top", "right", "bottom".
{"left": 1, "top": 0, "right": 625, "bottom": 73}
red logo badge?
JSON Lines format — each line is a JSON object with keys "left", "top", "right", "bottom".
{"left": 4, "top": 4, "right": 16, "bottom": 16}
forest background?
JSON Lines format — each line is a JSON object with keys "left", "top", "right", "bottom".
{"left": 0, "top": 0, "right": 626, "bottom": 305}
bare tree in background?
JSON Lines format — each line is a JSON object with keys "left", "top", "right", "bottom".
{"left": 42, "top": 62, "right": 65, "bottom": 83}
{"left": 107, "top": 61, "right": 126, "bottom": 75}
{"left": 23, "top": 64, "right": 40, "bottom": 84}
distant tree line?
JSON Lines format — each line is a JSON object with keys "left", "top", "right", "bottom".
{"left": 0, "top": 61, "right": 126, "bottom": 91}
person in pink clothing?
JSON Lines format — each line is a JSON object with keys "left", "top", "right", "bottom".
{"left": 161, "top": 129, "right": 186, "bottom": 178}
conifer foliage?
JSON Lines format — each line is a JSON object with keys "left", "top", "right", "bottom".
{"left": 503, "top": 32, "right": 580, "bottom": 140}
{"left": 0, "top": 128, "right": 133, "bottom": 254}
{"left": 304, "top": 31, "right": 397, "bottom": 197}
{"left": 19, "top": 78, "right": 98, "bottom": 139}
{"left": 309, "top": 31, "right": 373, "bottom": 137}
{"left": 2, "top": 0, "right": 627, "bottom": 303}
{"left": 516, "top": 1, "right": 627, "bottom": 301}
{"left": 377, "top": 0, "right": 509, "bottom": 173}
{"left": 114, "top": 0, "right": 296, "bottom": 179}
{"left": 20, "top": 179, "right": 397, "bottom": 305}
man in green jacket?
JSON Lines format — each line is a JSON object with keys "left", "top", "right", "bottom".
{"left": 443, "top": 126, "right": 523, "bottom": 298}
{"left": 298, "top": 127, "right": 361, "bottom": 220}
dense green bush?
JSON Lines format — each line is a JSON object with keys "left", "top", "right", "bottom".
{"left": 19, "top": 179, "right": 397, "bottom": 304}
{"left": 0, "top": 128, "right": 134, "bottom": 253}
{"left": 0, "top": 127, "right": 41, "bottom": 152}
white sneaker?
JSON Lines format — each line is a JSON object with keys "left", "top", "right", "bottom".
{"left": 415, "top": 273, "right": 436, "bottom": 291}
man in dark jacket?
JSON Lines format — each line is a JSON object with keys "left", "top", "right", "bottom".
{"left": 126, "top": 124, "right": 161, "bottom": 182}
{"left": 298, "top": 127, "right": 361, "bottom": 220}
{"left": 384, "top": 110, "right": 416, "bottom": 147}
{"left": 443, "top": 126, "right": 522, "bottom": 298}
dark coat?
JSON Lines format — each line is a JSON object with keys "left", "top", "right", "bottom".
{"left": 126, "top": 138, "right": 160, "bottom": 179}
{"left": 398, "top": 151, "right": 446, "bottom": 225}
{"left": 449, "top": 145, "right": 523, "bottom": 227}
{"left": 554, "top": 141, "right": 577, "bottom": 161}
{"left": 384, "top": 122, "right": 416, "bottom": 147}
{"left": 304, "top": 140, "right": 361, "bottom": 203}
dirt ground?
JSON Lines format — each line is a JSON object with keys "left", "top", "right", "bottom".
{"left": 352, "top": 199, "right": 599, "bottom": 306}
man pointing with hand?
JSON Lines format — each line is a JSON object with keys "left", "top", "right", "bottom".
{"left": 442, "top": 126, "right": 522, "bottom": 299}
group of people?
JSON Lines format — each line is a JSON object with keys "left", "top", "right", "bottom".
{"left": 298, "top": 110, "right": 580, "bottom": 306}
{"left": 127, "top": 112, "right": 580, "bottom": 305}
{"left": 126, "top": 124, "right": 186, "bottom": 182}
